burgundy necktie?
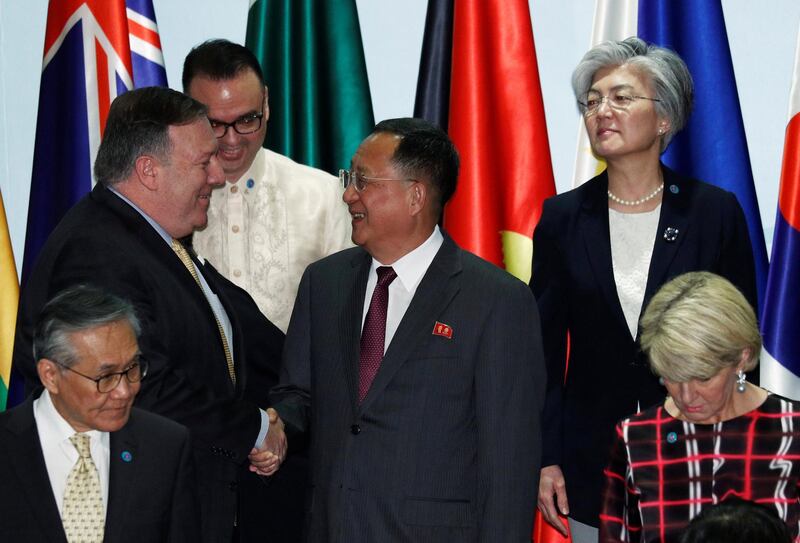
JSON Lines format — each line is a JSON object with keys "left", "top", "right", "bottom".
{"left": 359, "top": 266, "right": 397, "bottom": 402}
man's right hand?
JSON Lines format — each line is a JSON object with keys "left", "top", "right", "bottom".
{"left": 538, "top": 464, "right": 570, "bottom": 537}
{"left": 248, "top": 408, "right": 287, "bottom": 476}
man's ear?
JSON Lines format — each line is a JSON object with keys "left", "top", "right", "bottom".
{"left": 133, "top": 155, "right": 159, "bottom": 191}
{"left": 37, "top": 359, "right": 61, "bottom": 395}
{"left": 409, "top": 182, "right": 427, "bottom": 217}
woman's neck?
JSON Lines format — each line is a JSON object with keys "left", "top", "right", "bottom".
{"left": 606, "top": 158, "right": 664, "bottom": 212}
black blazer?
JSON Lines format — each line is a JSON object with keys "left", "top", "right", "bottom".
{"left": 272, "top": 234, "right": 547, "bottom": 542}
{"left": 0, "top": 395, "right": 198, "bottom": 542}
{"left": 530, "top": 166, "right": 757, "bottom": 525}
{"left": 13, "top": 184, "right": 285, "bottom": 541}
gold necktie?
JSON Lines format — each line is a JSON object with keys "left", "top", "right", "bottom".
{"left": 63, "top": 433, "right": 105, "bottom": 543}
{"left": 171, "top": 240, "right": 236, "bottom": 385}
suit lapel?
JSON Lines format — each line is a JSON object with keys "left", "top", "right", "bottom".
{"left": 359, "top": 236, "right": 462, "bottom": 413}
{"left": 97, "top": 185, "right": 211, "bottom": 302}
{"left": 578, "top": 173, "right": 629, "bottom": 336}
{"left": 642, "top": 166, "right": 691, "bottom": 311}
{"left": 341, "top": 251, "right": 372, "bottom": 414}
{"left": 195, "top": 255, "right": 242, "bottom": 394}
{"left": 4, "top": 398, "right": 68, "bottom": 542}
{"left": 104, "top": 421, "right": 139, "bottom": 541}
{"left": 98, "top": 186, "right": 237, "bottom": 393}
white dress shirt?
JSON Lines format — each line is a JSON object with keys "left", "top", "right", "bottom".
{"left": 361, "top": 226, "right": 444, "bottom": 352}
{"left": 33, "top": 390, "right": 110, "bottom": 517}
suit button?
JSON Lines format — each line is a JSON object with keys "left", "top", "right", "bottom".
{"left": 351, "top": 424, "right": 361, "bottom": 435}
{"left": 229, "top": 482, "right": 237, "bottom": 491}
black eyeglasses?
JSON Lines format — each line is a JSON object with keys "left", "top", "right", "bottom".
{"left": 208, "top": 111, "right": 265, "bottom": 138}
{"left": 54, "top": 357, "right": 148, "bottom": 393}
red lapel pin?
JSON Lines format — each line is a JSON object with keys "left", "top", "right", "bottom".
{"left": 432, "top": 321, "right": 453, "bottom": 339}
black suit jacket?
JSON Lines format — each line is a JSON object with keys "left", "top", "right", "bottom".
{"left": 13, "top": 184, "right": 284, "bottom": 541}
{"left": 273, "top": 234, "right": 547, "bottom": 542}
{"left": 0, "top": 395, "right": 198, "bottom": 542}
{"left": 530, "top": 166, "right": 757, "bottom": 525}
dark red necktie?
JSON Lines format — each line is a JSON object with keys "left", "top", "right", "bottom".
{"left": 359, "top": 266, "right": 397, "bottom": 402}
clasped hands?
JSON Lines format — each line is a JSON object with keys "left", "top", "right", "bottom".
{"left": 248, "top": 407, "right": 287, "bottom": 476}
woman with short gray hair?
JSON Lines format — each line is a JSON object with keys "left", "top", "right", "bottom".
{"left": 599, "top": 272, "right": 800, "bottom": 542}
{"left": 531, "top": 37, "right": 757, "bottom": 542}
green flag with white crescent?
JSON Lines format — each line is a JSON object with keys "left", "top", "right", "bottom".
{"left": 246, "top": 0, "right": 375, "bottom": 174}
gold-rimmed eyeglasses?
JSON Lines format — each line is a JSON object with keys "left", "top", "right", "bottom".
{"left": 339, "top": 169, "right": 415, "bottom": 192}
{"left": 577, "top": 92, "right": 661, "bottom": 117}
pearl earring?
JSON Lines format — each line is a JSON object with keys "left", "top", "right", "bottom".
{"left": 736, "top": 370, "right": 747, "bottom": 393}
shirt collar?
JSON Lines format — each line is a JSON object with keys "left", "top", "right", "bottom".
{"left": 34, "top": 389, "right": 105, "bottom": 446}
{"left": 108, "top": 186, "right": 173, "bottom": 245}
{"left": 371, "top": 225, "right": 444, "bottom": 292}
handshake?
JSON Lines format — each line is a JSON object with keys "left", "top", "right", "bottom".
{"left": 248, "top": 408, "right": 287, "bottom": 476}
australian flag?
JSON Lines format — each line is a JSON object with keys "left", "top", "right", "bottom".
{"left": 22, "top": 0, "right": 166, "bottom": 284}
{"left": 9, "top": 0, "right": 166, "bottom": 408}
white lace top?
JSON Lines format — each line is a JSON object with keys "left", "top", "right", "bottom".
{"left": 609, "top": 204, "right": 661, "bottom": 339}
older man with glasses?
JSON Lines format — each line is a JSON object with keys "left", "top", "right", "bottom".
{"left": 272, "top": 118, "right": 546, "bottom": 542}
{"left": 0, "top": 284, "right": 198, "bottom": 543}
{"left": 14, "top": 85, "right": 288, "bottom": 543}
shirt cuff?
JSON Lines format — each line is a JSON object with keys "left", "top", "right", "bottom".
{"left": 255, "top": 408, "right": 269, "bottom": 448}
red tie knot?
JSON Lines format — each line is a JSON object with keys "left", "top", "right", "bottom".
{"left": 376, "top": 266, "right": 397, "bottom": 287}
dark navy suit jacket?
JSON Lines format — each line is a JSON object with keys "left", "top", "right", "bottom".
{"left": 274, "top": 234, "right": 547, "bottom": 542}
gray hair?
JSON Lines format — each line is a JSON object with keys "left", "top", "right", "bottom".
{"left": 572, "top": 36, "right": 693, "bottom": 152}
{"left": 640, "top": 272, "right": 761, "bottom": 383}
{"left": 94, "top": 87, "right": 208, "bottom": 186}
{"left": 33, "top": 284, "right": 141, "bottom": 368}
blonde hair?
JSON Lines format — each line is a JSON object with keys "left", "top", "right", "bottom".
{"left": 639, "top": 272, "right": 760, "bottom": 382}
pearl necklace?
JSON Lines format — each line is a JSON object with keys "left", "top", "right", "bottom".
{"left": 607, "top": 182, "right": 664, "bottom": 206}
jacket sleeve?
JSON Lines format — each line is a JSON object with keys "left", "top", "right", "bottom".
{"left": 717, "top": 190, "right": 758, "bottom": 312}
{"left": 530, "top": 197, "right": 569, "bottom": 468}
{"left": 270, "top": 266, "right": 313, "bottom": 443}
{"left": 475, "top": 278, "right": 546, "bottom": 541}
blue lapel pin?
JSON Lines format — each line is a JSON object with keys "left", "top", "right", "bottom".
{"left": 121, "top": 450, "right": 133, "bottom": 462}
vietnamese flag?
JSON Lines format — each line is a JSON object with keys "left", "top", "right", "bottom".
{"left": 428, "top": 0, "right": 556, "bottom": 283}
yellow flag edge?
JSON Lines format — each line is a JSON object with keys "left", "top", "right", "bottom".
{"left": 501, "top": 230, "right": 533, "bottom": 284}
{"left": 0, "top": 191, "right": 19, "bottom": 393}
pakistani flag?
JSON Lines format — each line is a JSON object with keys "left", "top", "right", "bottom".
{"left": 246, "top": 0, "right": 375, "bottom": 174}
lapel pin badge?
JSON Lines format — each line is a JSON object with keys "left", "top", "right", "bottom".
{"left": 666, "top": 431, "right": 678, "bottom": 444}
{"left": 432, "top": 321, "right": 453, "bottom": 339}
{"left": 663, "top": 227, "right": 679, "bottom": 243}
{"left": 669, "top": 184, "right": 679, "bottom": 194}
{"left": 121, "top": 451, "right": 133, "bottom": 462}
